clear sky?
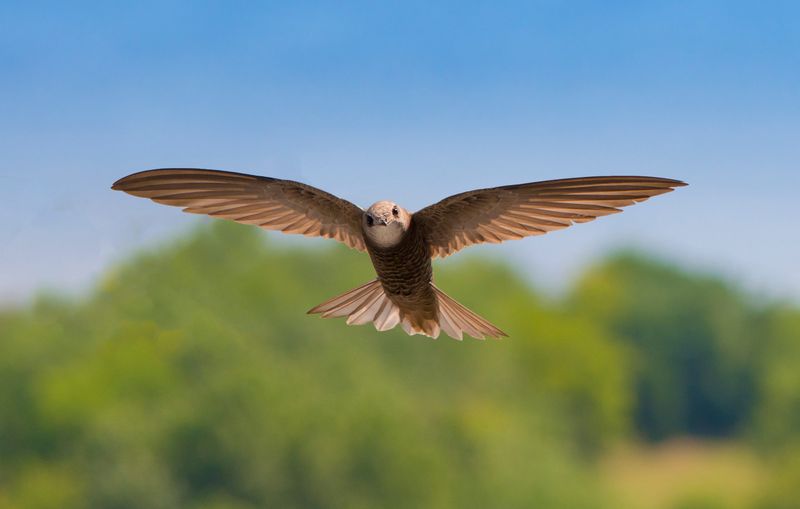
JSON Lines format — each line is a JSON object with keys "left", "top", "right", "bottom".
{"left": 1, "top": 1, "right": 798, "bottom": 303}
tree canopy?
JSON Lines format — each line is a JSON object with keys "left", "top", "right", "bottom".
{"left": 1, "top": 221, "right": 798, "bottom": 508}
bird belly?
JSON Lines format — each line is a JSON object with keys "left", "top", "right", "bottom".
{"left": 366, "top": 227, "right": 438, "bottom": 322}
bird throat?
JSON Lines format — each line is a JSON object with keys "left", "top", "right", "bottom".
{"left": 366, "top": 222, "right": 406, "bottom": 248}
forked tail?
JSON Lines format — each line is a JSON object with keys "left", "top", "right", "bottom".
{"left": 307, "top": 280, "right": 507, "bottom": 340}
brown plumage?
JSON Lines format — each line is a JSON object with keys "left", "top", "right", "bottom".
{"left": 112, "top": 169, "right": 686, "bottom": 340}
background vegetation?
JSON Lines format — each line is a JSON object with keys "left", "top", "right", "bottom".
{"left": 1, "top": 221, "right": 798, "bottom": 508}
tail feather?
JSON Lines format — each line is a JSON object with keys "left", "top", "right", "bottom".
{"left": 401, "top": 315, "right": 440, "bottom": 338}
{"left": 373, "top": 297, "right": 401, "bottom": 331}
{"left": 432, "top": 284, "right": 507, "bottom": 340}
{"left": 308, "top": 280, "right": 401, "bottom": 332}
{"left": 308, "top": 280, "right": 506, "bottom": 340}
{"left": 309, "top": 280, "right": 379, "bottom": 318}
{"left": 346, "top": 286, "right": 385, "bottom": 325}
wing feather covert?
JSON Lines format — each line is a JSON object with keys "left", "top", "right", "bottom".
{"left": 112, "top": 169, "right": 366, "bottom": 251}
{"left": 414, "top": 176, "right": 687, "bottom": 258}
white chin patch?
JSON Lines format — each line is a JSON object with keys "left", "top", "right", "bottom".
{"left": 367, "top": 223, "right": 404, "bottom": 247}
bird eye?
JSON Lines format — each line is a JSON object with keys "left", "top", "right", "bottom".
{"left": 392, "top": 207, "right": 399, "bottom": 217}
{"left": 366, "top": 215, "right": 374, "bottom": 226}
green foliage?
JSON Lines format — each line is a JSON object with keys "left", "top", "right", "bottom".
{"left": 0, "top": 222, "right": 619, "bottom": 508}
{"left": 1, "top": 222, "right": 797, "bottom": 507}
{"left": 672, "top": 494, "right": 728, "bottom": 509}
{"left": 752, "top": 308, "right": 800, "bottom": 450}
{"left": 570, "top": 252, "right": 764, "bottom": 440}
{"left": 752, "top": 443, "right": 800, "bottom": 509}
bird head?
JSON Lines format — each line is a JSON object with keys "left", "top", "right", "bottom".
{"left": 363, "top": 201, "right": 411, "bottom": 247}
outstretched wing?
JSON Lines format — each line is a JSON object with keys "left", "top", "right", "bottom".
{"left": 414, "top": 176, "right": 686, "bottom": 258}
{"left": 112, "top": 168, "right": 366, "bottom": 251}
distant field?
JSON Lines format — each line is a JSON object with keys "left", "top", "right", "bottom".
{"left": 601, "top": 439, "right": 766, "bottom": 509}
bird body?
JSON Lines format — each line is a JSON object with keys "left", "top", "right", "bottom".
{"left": 365, "top": 215, "right": 437, "bottom": 330}
{"left": 113, "top": 169, "right": 686, "bottom": 340}
{"left": 366, "top": 218, "right": 432, "bottom": 295}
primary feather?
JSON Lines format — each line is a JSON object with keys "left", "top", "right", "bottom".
{"left": 414, "top": 176, "right": 686, "bottom": 258}
{"left": 112, "top": 168, "right": 366, "bottom": 251}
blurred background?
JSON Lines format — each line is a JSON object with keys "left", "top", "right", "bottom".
{"left": 1, "top": 2, "right": 799, "bottom": 508}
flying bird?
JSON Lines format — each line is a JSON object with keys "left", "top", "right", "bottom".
{"left": 112, "top": 169, "right": 686, "bottom": 340}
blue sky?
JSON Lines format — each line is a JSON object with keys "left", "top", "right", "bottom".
{"left": 1, "top": 1, "right": 798, "bottom": 303}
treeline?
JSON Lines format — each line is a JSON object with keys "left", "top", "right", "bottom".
{"left": 0, "top": 221, "right": 798, "bottom": 508}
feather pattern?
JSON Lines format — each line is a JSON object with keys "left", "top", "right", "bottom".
{"left": 112, "top": 168, "right": 366, "bottom": 251}
{"left": 413, "top": 176, "right": 687, "bottom": 258}
{"left": 433, "top": 284, "right": 507, "bottom": 340}
{"left": 307, "top": 279, "right": 402, "bottom": 332}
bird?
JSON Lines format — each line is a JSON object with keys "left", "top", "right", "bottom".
{"left": 112, "top": 169, "right": 686, "bottom": 340}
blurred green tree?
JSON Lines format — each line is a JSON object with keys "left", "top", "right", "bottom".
{"left": 2, "top": 222, "right": 797, "bottom": 508}
{"left": 0, "top": 222, "right": 622, "bottom": 508}
{"left": 569, "top": 252, "right": 761, "bottom": 441}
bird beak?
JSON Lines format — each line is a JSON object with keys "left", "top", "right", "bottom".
{"left": 378, "top": 217, "right": 388, "bottom": 226}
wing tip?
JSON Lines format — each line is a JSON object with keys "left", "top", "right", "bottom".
{"left": 111, "top": 168, "right": 268, "bottom": 192}
{"left": 111, "top": 169, "right": 164, "bottom": 191}
{"left": 111, "top": 175, "right": 130, "bottom": 191}
{"left": 111, "top": 169, "right": 158, "bottom": 191}
{"left": 656, "top": 177, "right": 688, "bottom": 189}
